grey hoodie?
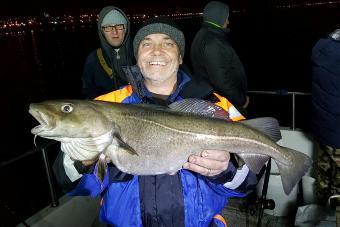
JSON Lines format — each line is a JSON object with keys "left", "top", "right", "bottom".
{"left": 97, "top": 6, "right": 134, "bottom": 83}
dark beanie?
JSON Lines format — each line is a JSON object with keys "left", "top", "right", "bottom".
{"left": 133, "top": 17, "right": 185, "bottom": 58}
{"left": 203, "top": 1, "right": 229, "bottom": 28}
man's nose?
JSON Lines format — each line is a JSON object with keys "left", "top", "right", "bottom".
{"left": 152, "top": 44, "right": 162, "bottom": 55}
{"left": 111, "top": 28, "right": 118, "bottom": 35}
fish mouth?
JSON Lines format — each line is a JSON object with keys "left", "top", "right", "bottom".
{"left": 29, "top": 108, "right": 54, "bottom": 135}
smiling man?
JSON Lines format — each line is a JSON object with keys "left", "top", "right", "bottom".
{"left": 137, "top": 33, "right": 182, "bottom": 95}
{"left": 56, "top": 17, "right": 261, "bottom": 227}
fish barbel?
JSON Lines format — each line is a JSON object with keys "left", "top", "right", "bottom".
{"left": 29, "top": 99, "right": 312, "bottom": 195}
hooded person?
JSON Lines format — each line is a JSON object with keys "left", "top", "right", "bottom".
{"left": 81, "top": 6, "right": 135, "bottom": 99}
{"left": 190, "top": 1, "right": 249, "bottom": 115}
{"left": 51, "top": 6, "right": 134, "bottom": 194}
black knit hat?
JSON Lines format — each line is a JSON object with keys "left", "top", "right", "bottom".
{"left": 203, "top": 1, "right": 229, "bottom": 28}
{"left": 133, "top": 17, "right": 185, "bottom": 58}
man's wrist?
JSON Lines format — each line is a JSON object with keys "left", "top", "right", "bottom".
{"left": 206, "top": 162, "right": 237, "bottom": 184}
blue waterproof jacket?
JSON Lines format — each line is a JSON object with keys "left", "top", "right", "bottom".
{"left": 70, "top": 169, "right": 247, "bottom": 227}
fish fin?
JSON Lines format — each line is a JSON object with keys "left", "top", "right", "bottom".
{"left": 96, "top": 153, "right": 107, "bottom": 182}
{"left": 275, "top": 147, "right": 312, "bottom": 195}
{"left": 237, "top": 153, "right": 269, "bottom": 174}
{"left": 113, "top": 132, "right": 138, "bottom": 156}
{"left": 168, "top": 98, "right": 230, "bottom": 121}
{"left": 240, "top": 117, "right": 282, "bottom": 142}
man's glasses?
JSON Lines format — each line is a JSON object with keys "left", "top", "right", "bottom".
{"left": 102, "top": 24, "right": 125, "bottom": 32}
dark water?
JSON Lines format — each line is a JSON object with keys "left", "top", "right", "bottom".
{"left": 0, "top": 7, "right": 339, "bottom": 226}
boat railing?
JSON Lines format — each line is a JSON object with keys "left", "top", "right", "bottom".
{"left": 248, "top": 90, "right": 311, "bottom": 130}
{"left": 0, "top": 140, "right": 59, "bottom": 210}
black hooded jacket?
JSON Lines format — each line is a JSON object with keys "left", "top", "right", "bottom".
{"left": 82, "top": 6, "right": 134, "bottom": 99}
{"left": 190, "top": 3, "right": 248, "bottom": 108}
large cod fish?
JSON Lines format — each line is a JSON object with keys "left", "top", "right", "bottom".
{"left": 29, "top": 99, "right": 312, "bottom": 195}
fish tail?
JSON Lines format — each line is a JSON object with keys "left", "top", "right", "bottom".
{"left": 276, "top": 147, "right": 312, "bottom": 195}
{"left": 96, "top": 153, "right": 107, "bottom": 182}
{"left": 237, "top": 153, "right": 270, "bottom": 174}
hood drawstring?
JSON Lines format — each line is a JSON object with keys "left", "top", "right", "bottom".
{"left": 115, "top": 49, "right": 120, "bottom": 60}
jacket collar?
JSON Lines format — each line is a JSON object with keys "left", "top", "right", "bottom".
{"left": 202, "top": 22, "right": 229, "bottom": 37}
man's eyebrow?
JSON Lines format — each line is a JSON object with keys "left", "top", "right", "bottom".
{"left": 142, "top": 37, "right": 151, "bottom": 41}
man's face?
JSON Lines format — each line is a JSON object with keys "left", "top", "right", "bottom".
{"left": 102, "top": 24, "right": 125, "bottom": 47}
{"left": 137, "top": 33, "right": 182, "bottom": 85}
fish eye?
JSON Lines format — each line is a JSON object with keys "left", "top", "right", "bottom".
{"left": 61, "top": 104, "right": 74, "bottom": 113}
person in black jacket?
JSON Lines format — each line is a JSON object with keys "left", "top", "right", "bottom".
{"left": 81, "top": 6, "right": 135, "bottom": 99}
{"left": 190, "top": 1, "right": 249, "bottom": 114}
{"left": 311, "top": 28, "right": 340, "bottom": 206}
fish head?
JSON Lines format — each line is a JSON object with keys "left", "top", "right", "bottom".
{"left": 29, "top": 100, "right": 114, "bottom": 140}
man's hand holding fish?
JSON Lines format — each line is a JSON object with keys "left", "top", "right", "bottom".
{"left": 184, "top": 150, "right": 230, "bottom": 176}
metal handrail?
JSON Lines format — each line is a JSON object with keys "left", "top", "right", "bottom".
{"left": 248, "top": 90, "right": 311, "bottom": 130}
{"left": 0, "top": 140, "right": 59, "bottom": 207}
{"left": 0, "top": 140, "right": 57, "bottom": 168}
{"left": 41, "top": 146, "right": 59, "bottom": 207}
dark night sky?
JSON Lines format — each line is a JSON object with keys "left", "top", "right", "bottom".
{"left": 5, "top": 0, "right": 325, "bottom": 17}
{"left": 1, "top": 0, "right": 237, "bottom": 16}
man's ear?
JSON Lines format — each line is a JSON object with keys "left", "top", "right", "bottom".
{"left": 179, "top": 55, "right": 183, "bottom": 64}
